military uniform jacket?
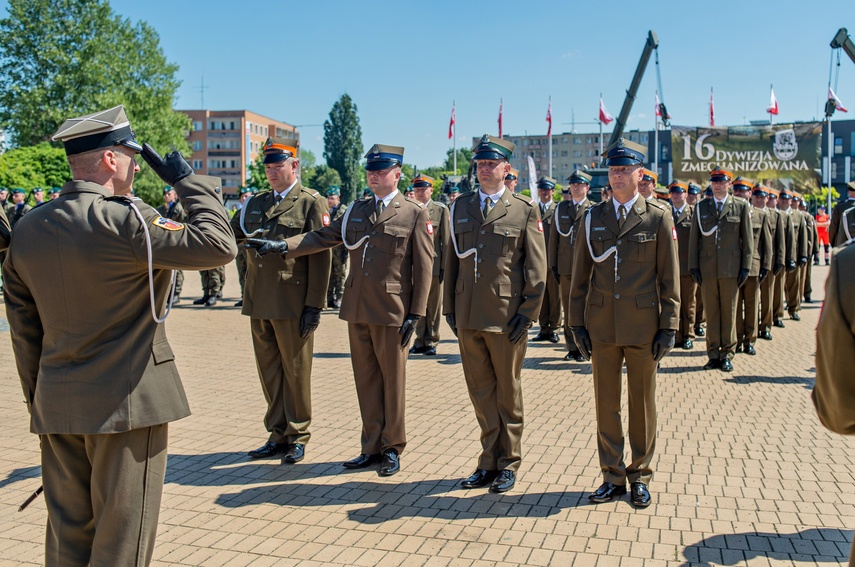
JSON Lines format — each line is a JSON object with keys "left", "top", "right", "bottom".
{"left": 784, "top": 208, "right": 809, "bottom": 260}
{"left": 548, "top": 199, "right": 590, "bottom": 275}
{"left": 9, "top": 203, "right": 31, "bottom": 228}
{"left": 3, "top": 176, "right": 238, "bottom": 435}
{"left": 828, "top": 198, "right": 855, "bottom": 246}
{"left": 230, "top": 182, "right": 331, "bottom": 319}
{"left": 0, "top": 205, "right": 10, "bottom": 251}
{"left": 672, "top": 204, "right": 694, "bottom": 276}
{"left": 157, "top": 200, "right": 189, "bottom": 223}
{"left": 569, "top": 198, "right": 680, "bottom": 345}
{"left": 444, "top": 191, "right": 547, "bottom": 332}
{"left": 803, "top": 210, "right": 819, "bottom": 256}
{"left": 688, "top": 196, "right": 753, "bottom": 278}
{"left": 538, "top": 201, "right": 556, "bottom": 252}
{"left": 747, "top": 207, "right": 774, "bottom": 276}
{"left": 766, "top": 208, "right": 787, "bottom": 268}
{"left": 285, "top": 192, "right": 433, "bottom": 326}
{"left": 426, "top": 200, "right": 450, "bottom": 277}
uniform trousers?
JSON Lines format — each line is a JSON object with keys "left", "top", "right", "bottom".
{"left": 200, "top": 266, "right": 225, "bottom": 296}
{"left": 560, "top": 275, "right": 579, "bottom": 354}
{"left": 41, "top": 425, "right": 168, "bottom": 567}
{"left": 759, "top": 271, "right": 776, "bottom": 332}
{"left": 347, "top": 323, "right": 407, "bottom": 455}
{"left": 803, "top": 261, "right": 813, "bottom": 299}
{"left": 694, "top": 285, "right": 705, "bottom": 327}
{"left": 737, "top": 276, "right": 761, "bottom": 346}
{"left": 458, "top": 328, "right": 526, "bottom": 472}
{"left": 785, "top": 267, "right": 802, "bottom": 315}
{"left": 413, "top": 275, "right": 442, "bottom": 349}
{"left": 701, "top": 277, "right": 739, "bottom": 361}
{"left": 235, "top": 250, "right": 247, "bottom": 296}
{"left": 250, "top": 318, "right": 313, "bottom": 445}
{"left": 773, "top": 270, "right": 787, "bottom": 320}
{"left": 173, "top": 270, "right": 184, "bottom": 297}
{"left": 677, "top": 275, "right": 697, "bottom": 343}
{"left": 537, "top": 274, "right": 561, "bottom": 333}
{"left": 591, "top": 341, "right": 656, "bottom": 486}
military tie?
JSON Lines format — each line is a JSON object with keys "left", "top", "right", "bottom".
{"left": 377, "top": 199, "right": 386, "bottom": 217}
{"left": 541, "top": 203, "right": 547, "bottom": 217}
{"left": 274, "top": 194, "right": 282, "bottom": 206}
{"left": 716, "top": 201, "right": 723, "bottom": 216}
{"left": 483, "top": 197, "right": 493, "bottom": 219}
{"left": 618, "top": 204, "right": 627, "bottom": 230}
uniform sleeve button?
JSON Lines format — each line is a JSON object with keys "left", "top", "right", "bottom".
{"left": 615, "top": 293, "right": 620, "bottom": 299}
{"left": 480, "top": 230, "right": 486, "bottom": 235}
{"left": 478, "top": 243, "right": 484, "bottom": 248}
{"left": 364, "top": 272, "right": 369, "bottom": 276}
{"left": 617, "top": 239, "right": 622, "bottom": 245}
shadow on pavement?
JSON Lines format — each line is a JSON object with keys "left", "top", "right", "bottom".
{"left": 0, "top": 464, "right": 41, "bottom": 489}
{"left": 680, "top": 527, "right": 852, "bottom": 565}
{"left": 724, "top": 375, "right": 815, "bottom": 389}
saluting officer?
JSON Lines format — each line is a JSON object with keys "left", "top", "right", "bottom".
{"left": 157, "top": 185, "right": 188, "bottom": 302}
{"left": 668, "top": 180, "right": 696, "bottom": 349}
{"left": 533, "top": 176, "right": 561, "bottom": 343}
{"left": 758, "top": 185, "right": 786, "bottom": 341}
{"left": 410, "top": 174, "right": 450, "bottom": 356}
{"left": 828, "top": 180, "right": 855, "bottom": 246}
{"left": 569, "top": 138, "right": 679, "bottom": 508}
{"left": 688, "top": 166, "right": 752, "bottom": 372}
{"left": 246, "top": 144, "right": 433, "bottom": 477}
{"left": 548, "top": 169, "right": 592, "bottom": 361}
{"left": 231, "top": 137, "right": 331, "bottom": 463}
{"left": 3, "top": 105, "right": 236, "bottom": 565}
{"left": 445, "top": 134, "right": 546, "bottom": 493}
{"left": 780, "top": 188, "right": 809, "bottom": 320}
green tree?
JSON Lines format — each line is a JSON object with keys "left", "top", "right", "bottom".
{"left": 0, "top": 143, "right": 71, "bottom": 194}
{"left": 298, "top": 148, "right": 318, "bottom": 188}
{"left": 323, "top": 94, "right": 363, "bottom": 204}
{"left": 246, "top": 153, "right": 270, "bottom": 192}
{"left": 443, "top": 147, "right": 472, "bottom": 175}
{"left": 0, "top": 0, "right": 190, "bottom": 205}
{"left": 311, "top": 166, "right": 342, "bottom": 194}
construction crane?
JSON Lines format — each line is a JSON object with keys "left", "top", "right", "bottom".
{"left": 831, "top": 28, "right": 855, "bottom": 65}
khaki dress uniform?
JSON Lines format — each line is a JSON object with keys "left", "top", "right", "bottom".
{"left": 773, "top": 206, "right": 797, "bottom": 323}
{"left": 548, "top": 198, "right": 591, "bottom": 355}
{"left": 444, "top": 189, "right": 547, "bottom": 473}
{"left": 802, "top": 209, "right": 818, "bottom": 300}
{"left": 812, "top": 240, "right": 855, "bottom": 567}
{"left": 736, "top": 206, "right": 772, "bottom": 349}
{"left": 156, "top": 200, "right": 188, "bottom": 298}
{"left": 688, "top": 195, "right": 753, "bottom": 363}
{"left": 0, "top": 204, "right": 11, "bottom": 251}
{"left": 9, "top": 201, "right": 31, "bottom": 228}
{"left": 285, "top": 191, "right": 433, "bottom": 456}
{"left": 413, "top": 199, "right": 450, "bottom": 350}
{"left": 569, "top": 196, "right": 680, "bottom": 487}
{"left": 760, "top": 207, "right": 786, "bottom": 334}
{"left": 784, "top": 207, "right": 809, "bottom": 317}
{"left": 327, "top": 202, "right": 349, "bottom": 307}
{"left": 828, "top": 195, "right": 855, "bottom": 246}
{"left": 672, "top": 203, "right": 696, "bottom": 344}
{"left": 536, "top": 200, "right": 561, "bottom": 337}
{"left": 231, "top": 182, "right": 331, "bottom": 448}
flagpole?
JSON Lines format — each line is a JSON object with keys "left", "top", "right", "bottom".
{"left": 653, "top": 90, "right": 659, "bottom": 177}
{"left": 548, "top": 96, "right": 553, "bottom": 178}
{"left": 598, "top": 93, "right": 604, "bottom": 157}
{"left": 770, "top": 84, "right": 774, "bottom": 125}
{"left": 452, "top": 100, "right": 457, "bottom": 175}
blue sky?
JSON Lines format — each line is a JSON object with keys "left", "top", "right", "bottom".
{"left": 4, "top": 1, "right": 855, "bottom": 167}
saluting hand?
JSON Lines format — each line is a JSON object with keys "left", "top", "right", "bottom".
{"left": 141, "top": 143, "right": 194, "bottom": 186}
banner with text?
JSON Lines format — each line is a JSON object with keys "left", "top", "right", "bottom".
{"left": 670, "top": 123, "right": 822, "bottom": 191}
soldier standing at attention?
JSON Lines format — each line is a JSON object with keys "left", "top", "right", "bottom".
{"left": 247, "top": 144, "right": 433, "bottom": 477}
{"left": 325, "top": 186, "right": 348, "bottom": 309}
{"left": 797, "top": 195, "right": 818, "bottom": 303}
{"left": 231, "top": 137, "right": 331, "bottom": 462}
{"left": 780, "top": 189, "right": 808, "bottom": 320}
{"left": 410, "top": 174, "right": 449, "bottom": 356}
{"left": 828, "top": 180, "right": 855, "bottom": 246}
{"left": 533, "top": 176, "right": 561, "bottom": 343}
{"left": 548, "top": 170, "right": 592, "bottom": 361}
{"left": 504, "top": 168, "right": 519, "bottom": 193}
{"left": 687, "top": 183, "right": 706, "bottom": 337}
{"left": 8, "top": 188, "right": 31, "bottom": 227}
{"left": 757, "top": 185, "right": 786, "bottom": 341}
{"left": 233, "top": 186, "right": 254, "bottom": 307}
{"left": 669, "top": 180, "right": 696, "bottom": 350}
{"left": 157, "top": 185, "right": 188, "bottom": 303}
{"left": 688, "top": 166, "right": 752, "bottom": 372}
{"left": 445, "top": 135, "right": 546, "bottom": 493}
{"left": 569, "top": 138, "right": 679, "bottom": 508}
{"left": 638, "top": 169, "right": 657, "bottom": 201}
{"left": 3, "top": 105, "right": 236, "bottom": 565}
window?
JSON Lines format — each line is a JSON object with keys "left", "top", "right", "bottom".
{"left": 831, "top": 160, "right": 838, "bottom": 180}
{"left": 192, "top": 140, "right": 202, "bottom": 151}
{"left": 573, "top": 138, "right": 581, "bottom": 145}
{"left": 835, "top": 137, "right": 843, "bottom": 155}
{"left": 192, "top": 160, "right": 203, "bottom": 169}
{"left": 573, "top": 150, "right": 582, "bottom": 158}
{"left": 192, "top": 121, "right": 203, "bottom": 132}
{"left": 561, "top": 150, "right": 568, "bottom": 157}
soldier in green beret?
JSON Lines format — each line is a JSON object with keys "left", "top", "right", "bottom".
{"left": 8, "top": 187, "right": 31, "bottom": 227}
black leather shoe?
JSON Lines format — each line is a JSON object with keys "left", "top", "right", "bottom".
{"left": 379, "top": 450, "right": 400, "bottom": 476}
{"left": 489, "top": 470, "right": 516, "bottom": 493}
{"left": 409, "top": 345, "right": 428, "bottom": 354}
{"left": 342, "top": 453, "right": 380, "bottom": 469}
{"left": 702, "top": 359, "right": 721, "bottom": 370}
{"left": 759, "top": 331, "right": 772, "bottom": 340}
{"left": 588, "top": 482, "right": 627, "bottom": 503}
{"left": 743, "top": 345, "right": 756, "bottom": 356}
{"left": 790, "top": 312, "right": 800, "bottom": 321}
{"left": 532, "top": 332, "right": 550, "bottom": 342}
{"left": 248, "top": 441, "right": 287, "bottom": 459}
{"left": 774, "top": 319, "right": 785, "bottom": 328}
{"left": 804, "top": 296, "right": 812, "bottom": 303}
{"left": 193, "top": 295, "right": 209, "bottom": 305}
{"left": 205, "top": 295, "right": 217, "bottom": 307}
{"left": 735, "top": 344, "right": 743, "bottom": 353}
{"left": 564, "top": 352, "right": 585, "bottom": 362}
{"left": 234, "top": 299, "right": 243, "bottom": 307}
{"left": 172, "top": 295, "right": 181, "bottom": 304}
{"left": 282, "top": 443, "right": 305, "bottom": 464}
{"left": 461, "top": 469, "right": 498, "bottom": 489}
{"left": 630, "top": 482, "right": 652, "bottom": 508}
{"left": 548, "top": 332, "right": 560, "bottom": 343}
{"left": 694, "top": 326, "right": 705, "bottom": 337}
{"left": 424, "top": 347, "right": 437, "bottom": 356}
{"left": 720, "top": 359, "right": 733, "bottom": 372}
{"left": 681, "top": 339, "right": 693, "bottom": 350}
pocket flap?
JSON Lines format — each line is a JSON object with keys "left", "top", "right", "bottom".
{"left": 635, "top": 292, "right": 658, "bottom": 309}
{"left": 455, "top": 279, "right": 465, "bottom": 293}
{"left": 383, "top": 225, "right": 410, "bottom": 238}
{"left": 152, "top": 339, "right": 175, "bottom": 365}
{"left": 588, "top": 290, "right": 604, "bottom": 306}
{"left": 628, "top": 232, "right": 656, "bottom": 243}
{"left": 385, "top": 281, "right": 402, "bottom": 294}
{"left": 493, "top": 225, "right": 521, "bottom": 237}
{"left": 726, "top": 215, "right": 740, "bottom": 222}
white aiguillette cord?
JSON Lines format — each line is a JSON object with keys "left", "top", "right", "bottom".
{"left": 339, "top": 200, "right": 371, "bottom": 268}
{"left": 128, "top": 200, "right": 177, "bottom": 324}
{"left": 584, "top": 208, "right": 619, "bottom": 281}
{"left": 448, "top": 200, "right": 478, "bottom": 280}
{"left": 698, "top": 201, "right": 719, "bottom": 237}
{"left": 556, "top": 201, "right": 575, "bottom": 238}
{"left": 843, "top": 207, "right": 853, "bottom": 242}
{"left": 238, "top": 193, "right": 264, "bottom": 237}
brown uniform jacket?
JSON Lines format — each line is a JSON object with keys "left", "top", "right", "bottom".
{"left": 784, "top": 208, "right": 809, "bottom": 260}
{"left": 426, "top": 200, "right": 450, "bottom": 277}
{"left": 569, "top": 197, "right": 680, "bottom": 345}
{"left": 802, "top": 210, "right": 819, "bottom": 256}
{"left": 765, "top": 208, "right": 787, "bottom": 268}
{"left": 157, "top": 200, "right": 188, "bottom": 223}
{"left": 688, "top": 196, "right": 753, "bottom": 278}
{"left": 3, "top": 176, "right": 237, "bottom": 435}
{"left": 548, "top": 199, "right": 590, "bottom": 275}
{"left": 828, "top": 198, "right": 855, "bottom": 246}
{"left": 672, "top": 204, "right": 694, "bottom": 276}
{"left": 230, "top": 183, "right": 331, "bottom": 318}
{"left": 285, "top": 192, "right": 433, "bottom": 326}
{"left": 813, "top": 241, "right": 855, "bottom": 435}
{"left": 9, "top": 203, "right": 31, "bottom": 228}
{"left": 0, "top": 205, "right": 10, "bottom": 251}
{"left": 748, "top": 206, "right": 774, "bottom": 276}
{"left": 444, "top": 190, "right": 547, "bottom": 332}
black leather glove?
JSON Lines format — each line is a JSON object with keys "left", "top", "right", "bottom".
{"left": 798, "top": 256, "right": 808, "bottom": 266}
{"left": 438, "top": 269, "right": 445, "bottom": 284}
{"left": 551, "top": 266, "right": 560, "bottom": 283}
{"left": 300, "top": 306, "right": 322, "bottom": 339}
{"left": 507, "top": 314, "right": 532, "bottom": 344}
{"left": 398, "top": 314, "right": 420, "bottom": 346}
{"left": 445, "top": 314, "right": 457, "bottom": 337}
{"left": 737, "top": 268, "right": 749, "bottom": 288}
{"left": 569, "top": 326, "right": 592, "bottom": 360}
{"left": 773, "top": 262, "right": 784, "bottom": 276}
{"left": 141, "top": 143, "right": 194, "bottom": 186}
{"left": 786, "top": 260, "right": 797, "bottom": 272}
{"left": 758, "top": 268, "right": 769, "bottom": 283}
{"left": 651, "top": 329, "right": 676, "bottom": 362}
{"left": 245, "top": 238, "right": 288, "bottom": 256}
{"left": 690, "top": 268, "right": 702, "bottom": 286}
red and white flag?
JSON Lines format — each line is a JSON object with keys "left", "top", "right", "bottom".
{"left": 767, "top": 86, "right": 779, "bottom": 115}
{"left": 655, "top": 92, "right": 662, "bottom": 117}
{"left": 830, "top": 87, "right": 849, "bottom": 112}
{"left": 709, "top": 88, "right": 715, "bottom": 127}
{"left": 546, "top": 98, "right": 552, "bottom": 137}
{"left": 598, "top": 96, "right": 613, "bottom": 125}
{"left": 448, "top": 102, "right": 455, "bottom": 139}
{"left": 498, "top": 98, "right": 503, "bottom": 138}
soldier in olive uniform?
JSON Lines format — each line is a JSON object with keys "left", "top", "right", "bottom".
{"left": 247, "top": 144, "right": 433, "bottom": 477}
{"left": 3, "top": 106, "right": 237, "bottom": 565}
{"left": 798, "top": 196, "right": 818, "bottom": 302}
{"left": 758, "top": 186, "right": 786, "bottom": 340}
{"left": 233, "top": 186, "right": 254, "bottom": 307}
{"left": 780, "top": 189, "right": 809, "bottom": 320}
{"left": 156, "top": 185, "right": 188, "bottom": 302}
{"left": 828, "top": 180, "right": 855, "bottom": 246}
{"left": 504, "top": 168, "right": 519, "bottom": 193}
{"left": 410, "top": 174, "right": 450, "bottom": 356}
{"left": 688, "top": 166, "right": 753, "bottom": 372}
{"left": 8, "top": 187, "right": 31, "bottom": 227}
{"left": 533, "top": 176, "right": 561, "bottom": 343}
{"left": 669, "top": 180, "right": 696, "bottom": 349}
{"left": 0, "top": 203, "right": 10, "bottom": 251}
{"left": 569, "top": 138, "right": 679, "bottom": 508}
{"left": 687, "top": 183, "right": 706, "bottom": 337}
{"left": 638, "top": 168, "right": 657, "bottom": 201}
{"left": 445, "top": 135, "right": 546, "bottom": 494}
{"left": 231, "top": 137, "right": 331, "bottom": 463}
{"left": 326, "top": 186, "right": 348, "bottom": 309}
{"left": 812, "top": 239, "right": 855, "bottom": 567}
{"left": 548, "top": 169, "right": 592, "bottom": 361}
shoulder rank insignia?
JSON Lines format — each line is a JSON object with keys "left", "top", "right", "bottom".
{"left": 153, "top": 216, "right": 184, "bottom": 231}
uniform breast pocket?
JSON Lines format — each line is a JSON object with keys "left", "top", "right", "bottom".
{"left": 454, "top": 221, "right": 476, "bottom": 250}
{"left": 591, "top": 232, "right": 615, "bottom": 257}
{"left": 493, "top": 224, "right": 521, "bottom": 256}
{"left": 628, "top": 232, "right": 657, "bottom": 262}
{"left": 244, "top": 213, "right": 265, "bottom": 233}
{"left": 378, "top": 224, "right": 410, "bottom": 254}
{"left": 278, "top": 215, "right": 307, "bottom": 237}
{"left": 345, "top": 221, "right": 369, "bottom": 247}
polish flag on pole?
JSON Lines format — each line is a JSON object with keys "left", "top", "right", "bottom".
{"left": 448, "top": 102, "right": 455, "bottom": 139}
{"left": 829, "top": 87, "right": 849, "bottom": 112}
{"left": 498, "top": 98, "right": 503, "bottom": 138}
{"left": 709, "top": 88, "right": 715, "bottom": 127}
{"left": 598, "top": 96, "right": 613, "bottom": 125}
{"left": 655, "top": 92, "right": 662, "bottom": 117}
{"left": 546, "top": 98, "right": 552, "bottom": 137}
{"left": 767, "top": 86, "right": 779, "bottom": 115}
